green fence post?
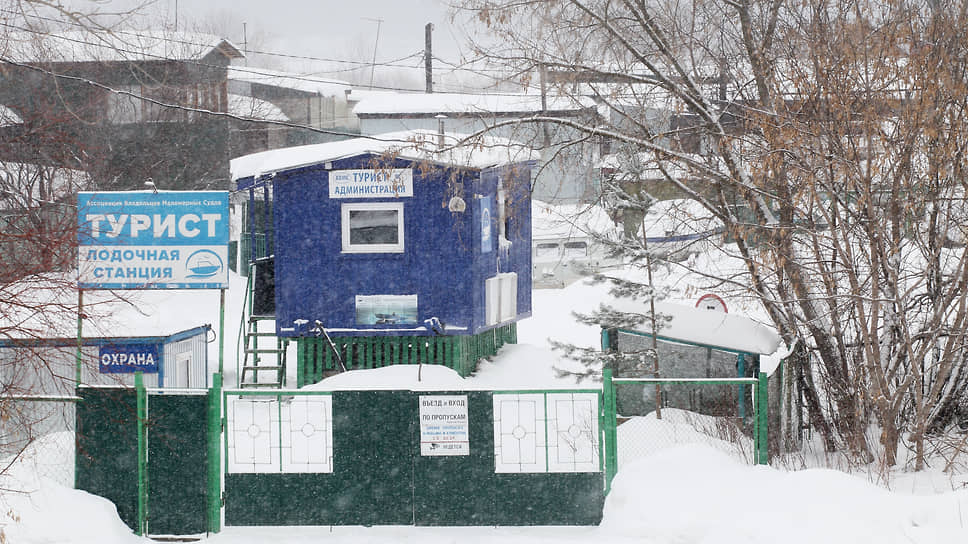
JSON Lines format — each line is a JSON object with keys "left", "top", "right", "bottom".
{"left": 135, "top": 372, "right": 148, "bottom": 536}
{"left": 76, "top": 289, "right": 83, "bottom": 386}
{"left": 757, "top": 371, "right": 769, "bottom": 465}
{"left": 207, "top": 373, "right": 223, "bottom": 533}
{"left": 602, "top": 368, "right": 618, "bottom": 494}
{"left": 737, "top": 353, "right": 746, "bottom": 420}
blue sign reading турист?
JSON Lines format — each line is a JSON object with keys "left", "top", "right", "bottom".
{"left": 77, "top": 191, "right": 229, "bottom": 289}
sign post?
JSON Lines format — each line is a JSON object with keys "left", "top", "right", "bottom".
{"left": 76, "top": 290, "right": 83, "bottom": 386}
{"left": 76, "top": 190, "right": 230, "bottom": 380}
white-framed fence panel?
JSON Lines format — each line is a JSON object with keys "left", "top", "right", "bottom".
{"left": 494, "top": 393, "right": 547, "bottom": 473}
{"left": 227, "top": 394, "right": 333, "bottom": 474}
{"left": 281, "top": 395, "right": 334, "bottom": 473}
{"left": 493, "top": 392, "right": 600, "bottom": 473}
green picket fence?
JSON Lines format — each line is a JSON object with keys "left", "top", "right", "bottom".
{"left": 296, "top": 323, "right": 517, "bottom": 386}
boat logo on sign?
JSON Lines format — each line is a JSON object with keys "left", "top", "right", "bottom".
{"left": 185, "top": 249, "right": 224, "bottom": 278}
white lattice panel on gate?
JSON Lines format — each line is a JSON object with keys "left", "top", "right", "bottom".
{"left": 546, "top": 393, "right": 599, "bottom": 472}
{"left": 493, "top": 392, "right": 600, "bottom": 473}
{"left": 494, "top": 393, "right": 546, "bottom": 472}
{"left": 227, "top": 395, "right": 333, "bottom": 474}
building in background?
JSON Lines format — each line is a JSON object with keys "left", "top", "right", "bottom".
{"left": 0, "top": 30, "right": 245, "bottom": 191}
{"left": 351, "top": 91, "right": 600, "bottom": 203}
{"left": 228, "top": 66, "right": 357, "bottom": 149}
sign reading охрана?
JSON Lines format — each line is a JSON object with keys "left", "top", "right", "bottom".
{"left": 77, "top": 191, "right": 229, "bottom": 289}
{"left": 99, "top": 343, "right": 160, "bottom": 374}
{"left": 329, "top": 168, "right": 413, "bottom": 198}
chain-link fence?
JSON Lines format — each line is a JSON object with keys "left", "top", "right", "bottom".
{"left": 0, "top": 344, "right": 84, "bottom": 490}
{"left": 0, "top": 396, "right": 77, "bottom": 488}
{"left": 601, "top": 329, "right": 768, "bottom": 472}
{"left": 602, "top": 371, "right": 768, "bottom": 489}
{"left": 614, "top": 381, "right": 754, "bottom": 466}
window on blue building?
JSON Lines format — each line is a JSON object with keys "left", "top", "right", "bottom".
{"left": 341, "top": 202, "right": 405, "bottom": 253}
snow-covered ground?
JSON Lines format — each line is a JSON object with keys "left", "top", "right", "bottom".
{"left": 3, "top": 252, "right": 968, "bottom": 543}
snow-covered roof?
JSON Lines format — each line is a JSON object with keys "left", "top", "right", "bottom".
{"left": 227, "top": 94, "right": 289, "bottom": 122}
{"left": 228, "top": 66, "right": 351, "bottom": 96}
{"left": 345, "top": 89, "right": 398, "bottom": 103}
{"left": 230, "top": 130, "right": 539, "bottom": 181}
{"left": 4, "top": 30, "right": 243, "bottom": 63}
{"left": 612, "top": 299, "right": 782, "bottom": 356}
{"left": 532, "top": 200, "right": 619, "bottom": 240}
{"left": 352, "top": 92, "right": 596, "bottom": 116}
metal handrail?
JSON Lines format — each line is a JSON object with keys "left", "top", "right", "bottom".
{"left": 235, "top": 263, "right": 253, "bottom": 388}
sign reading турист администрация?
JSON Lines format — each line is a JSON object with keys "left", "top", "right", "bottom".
{"left": 77, "top": 191, "right": 229, "bottom": 289}
{"left": 419, "top": 395, "right": 469, "bottom": 456}
{"left": 329, "top": 168, "right": 413, "bottom": 198}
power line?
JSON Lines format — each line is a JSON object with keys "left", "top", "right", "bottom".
{"left": 0, "top": 16, "right": 546, "bottom": 97}
{"left": 0, "top": 20, "right": 434, "bottom": 94}
{"left": 0, "top": 8, "right": 427, "bottom": 70}
{"left": 0, "top": 6, "right": 531, "bottom": 92}
{"left": 0, "top": 55, "right": 447, "bottom": 144}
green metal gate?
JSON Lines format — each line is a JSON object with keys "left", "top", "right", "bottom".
{"left": 222, "top": 388, "right": 606, "bottom": 526}
{"left": 75, "top": 378, "right": 220, "bottom": 536}
{"left": 223, "top": 390, "right": 414, "bottom": 526}
{"left": 75, "top": 386, "right": 138, "bottom": 529}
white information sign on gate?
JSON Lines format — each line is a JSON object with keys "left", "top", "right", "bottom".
{"left": 419, "top": 395, "right": 469, "bottom": 456}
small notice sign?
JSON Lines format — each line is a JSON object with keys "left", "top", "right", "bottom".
{"left": 480, "top": 195, "right": 494, "bottom": 253}
{"left": 419, "top": 395, "right": 469, "bottom": 456}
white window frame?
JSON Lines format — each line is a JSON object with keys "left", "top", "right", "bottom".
{"left": 563, "top": 240, "right": 588, "bottom": 258}
{"left": 340, "top": 201, "right": 405, "bottom": 253}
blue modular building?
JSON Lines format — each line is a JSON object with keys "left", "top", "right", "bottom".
{"left": 231, "top": 130, "right": 536, "bottom": 386}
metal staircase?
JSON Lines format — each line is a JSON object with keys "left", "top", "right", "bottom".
{"left": 238, "top": 265, "right": 287, "bottom": 388}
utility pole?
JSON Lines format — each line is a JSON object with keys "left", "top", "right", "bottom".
{"left": 363, "top": 17, "right": 384, "bottom": 89}
{"left": 425, "top": 23, "right": 434, "bottom": 93}
{"left": 540, "top": 62, "right": 550, "bottom": 147}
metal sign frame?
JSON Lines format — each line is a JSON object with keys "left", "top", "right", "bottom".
{"left": 77, "top": 191, "right": 229, "bottom": 290}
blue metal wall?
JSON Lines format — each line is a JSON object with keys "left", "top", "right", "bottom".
{"left": 266, "top": 154, "right": 532, "bottom": 338}
{"left": 475, "top": 165, "right": 533, "bottom": 328}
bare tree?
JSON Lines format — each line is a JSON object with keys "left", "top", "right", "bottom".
{"left": 0, "top": 1, "right": 152, "bottom": 485}
{"left": 454, "top": 0, "right": 968, "bottom": 467}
